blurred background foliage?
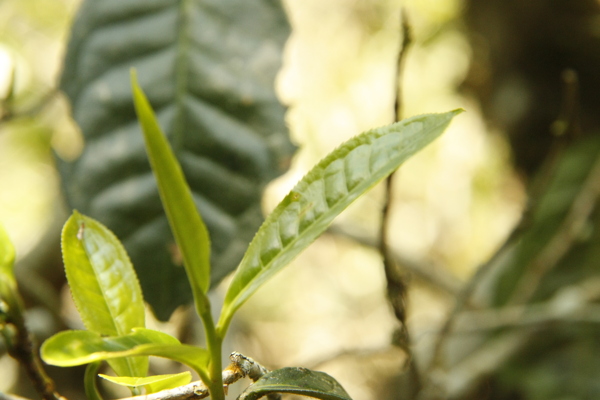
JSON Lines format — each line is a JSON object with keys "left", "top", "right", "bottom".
{"left": 2, "top": 0, "right": 599, "bottom": 399}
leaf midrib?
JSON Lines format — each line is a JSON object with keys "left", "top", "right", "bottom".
{"left": 80, "top": 234, "right": 140, "bottom": 377}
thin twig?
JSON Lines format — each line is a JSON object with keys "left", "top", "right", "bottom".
{"left": 119, "top": 352, "right": 271, "bottom": 400}
{"left": 454, "top": 279, "right": 600, "bottom": 334}
{"left": 304, "top": 345, "right": 406, "bottom": 371}
{"left": 0, "top": 393, "right": 31, "bottom": 400}
{"left": 378, "top": 8, "right": 423, "bottom": 395}
{"left": 2, "top": 288, "right": 64, "bottom": 400}
{"left": 327, "top": 225, "right": 461, "bottom": 295}
{"left": 455, "top": 303, "right": 600, "bottom": 333}
{"left": 380, "top": 7, "right": 413, "bottom": 331}
{"left": 423, "top": 214, "right": 528, "bottom": 383}
{"left": 4, "top": 323, "right": 65, "bottom": 400}
{"left": 0, "top": 88, "right": 59, "bottom": 126}
{"left": 426, "top": 281, "right": 600, "bottom": 399}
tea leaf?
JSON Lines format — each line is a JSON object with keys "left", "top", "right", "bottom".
{"left": 218, "top": 110, "right": 463, "bottom": 332}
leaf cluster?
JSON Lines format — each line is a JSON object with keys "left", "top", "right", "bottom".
{"left": 34, "top": 74, "right": 461, "bottom": 399}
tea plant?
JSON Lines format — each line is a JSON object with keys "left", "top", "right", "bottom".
{"left": 0, "top": 72, "right": 461, "bottom": 400}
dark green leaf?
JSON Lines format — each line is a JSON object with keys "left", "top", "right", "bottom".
{"left": 218, "top": 110, "right": 463, "bottom": 332}
{"left": 59, "top": 0, "right": 294, "bottom": 320}
{"left": 131, "top": 71, "right": 211, "bottom": 313}
{"left": 61, "top": 211, "right": 147, "bottom": 377}
{"left": 238, "top": 367, "right": 352, "bottom": 400}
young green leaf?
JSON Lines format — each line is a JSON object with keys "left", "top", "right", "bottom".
{"left": 238, "top": 367, "right": 353, "bottom": 400}
{"left": 218, "top": 110, "right": 463, "bottom": 333}
{"left": 99, "top": 371, "right": 192, "bottom": 393}
{"left": 41, "top": 328, "right": 210, "bottom": 379}
{"left": 62, "top": 211, "right": 145, "bottom": 334}
{"left": 62, "top": 211, "right": 147, "bottom": 377}
{"left": 130, "top": 70, "right": 211, "bottom": 314}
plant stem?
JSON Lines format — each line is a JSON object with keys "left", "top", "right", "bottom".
{"left": 5, "top": 323, "right": 64, "bottom": 400}
{"left": 200, "top": 309, "right": 224, "bottom": 400}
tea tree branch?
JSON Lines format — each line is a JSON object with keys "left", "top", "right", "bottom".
{"left": 119, "top": 352, "right": 271, "bottom": 400}
{"left": 2, "top": 319, "right": 64, "bottom": 400}
{"left": 1, "top": 286, "right": 64, "bottom": 400}
{"left": 380, "top": 8, "right": 414, "bottom": 330}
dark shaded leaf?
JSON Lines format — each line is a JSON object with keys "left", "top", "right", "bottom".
{"left": 238, "top": 367, "right": 353, "bottom": 400}
{"left": 59, "top": 0, "right": 294, "bottom": 319}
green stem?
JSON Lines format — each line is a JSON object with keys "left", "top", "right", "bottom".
{"left": 200, "top": 309, "right": 224, "bottom": 400}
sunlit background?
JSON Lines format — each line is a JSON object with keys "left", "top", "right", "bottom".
{"left": 0, "top": 0, "right": 525, "bottom": 398}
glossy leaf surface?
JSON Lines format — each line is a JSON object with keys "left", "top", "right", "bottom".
{"left": 62, "top": 211, "right": 147, "bottom": 377}
{"left": 41, "top": 328, "right": 209, "bottom": 376}
{"left": 238, "top": 367, "right": 352, "bottom": 400}
{"left": 219, "top": 110, "right": 462, "bottom": 331}
{"left": 99, "top": 371, "right": 192, "bottom": 393}
{"left": 59, "top": 0, "right": 294, "bottom": 320}
{"left": 132, "top": 73, "right": 210, "bottom": 311}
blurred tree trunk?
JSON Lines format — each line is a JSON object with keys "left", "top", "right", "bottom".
{"left": 462, "top": 0, "right": 600, "bottom": 177}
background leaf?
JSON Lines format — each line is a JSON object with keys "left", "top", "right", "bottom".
{"left": 62, "top": 211, "right": 147, "bottom": 378}
{"left": 238, "top": 367, "right": 353, "bottom": 400}
{"left": 438, "top": 135, "right": 600, "bottom": 399}
{"left": 0, "top": 223, "right": 15, "bottom": 279}
{"left": 0, "top": 223, "right": 17, "bottom": 300}
{"left": 0, "top": 223, "right": 22, "bottom": 325}
{"left": 219, "top": 110, "right": 462, "bottom": 332}
{"left": 59, "top": 0, "right": 294, "bottom": 320}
